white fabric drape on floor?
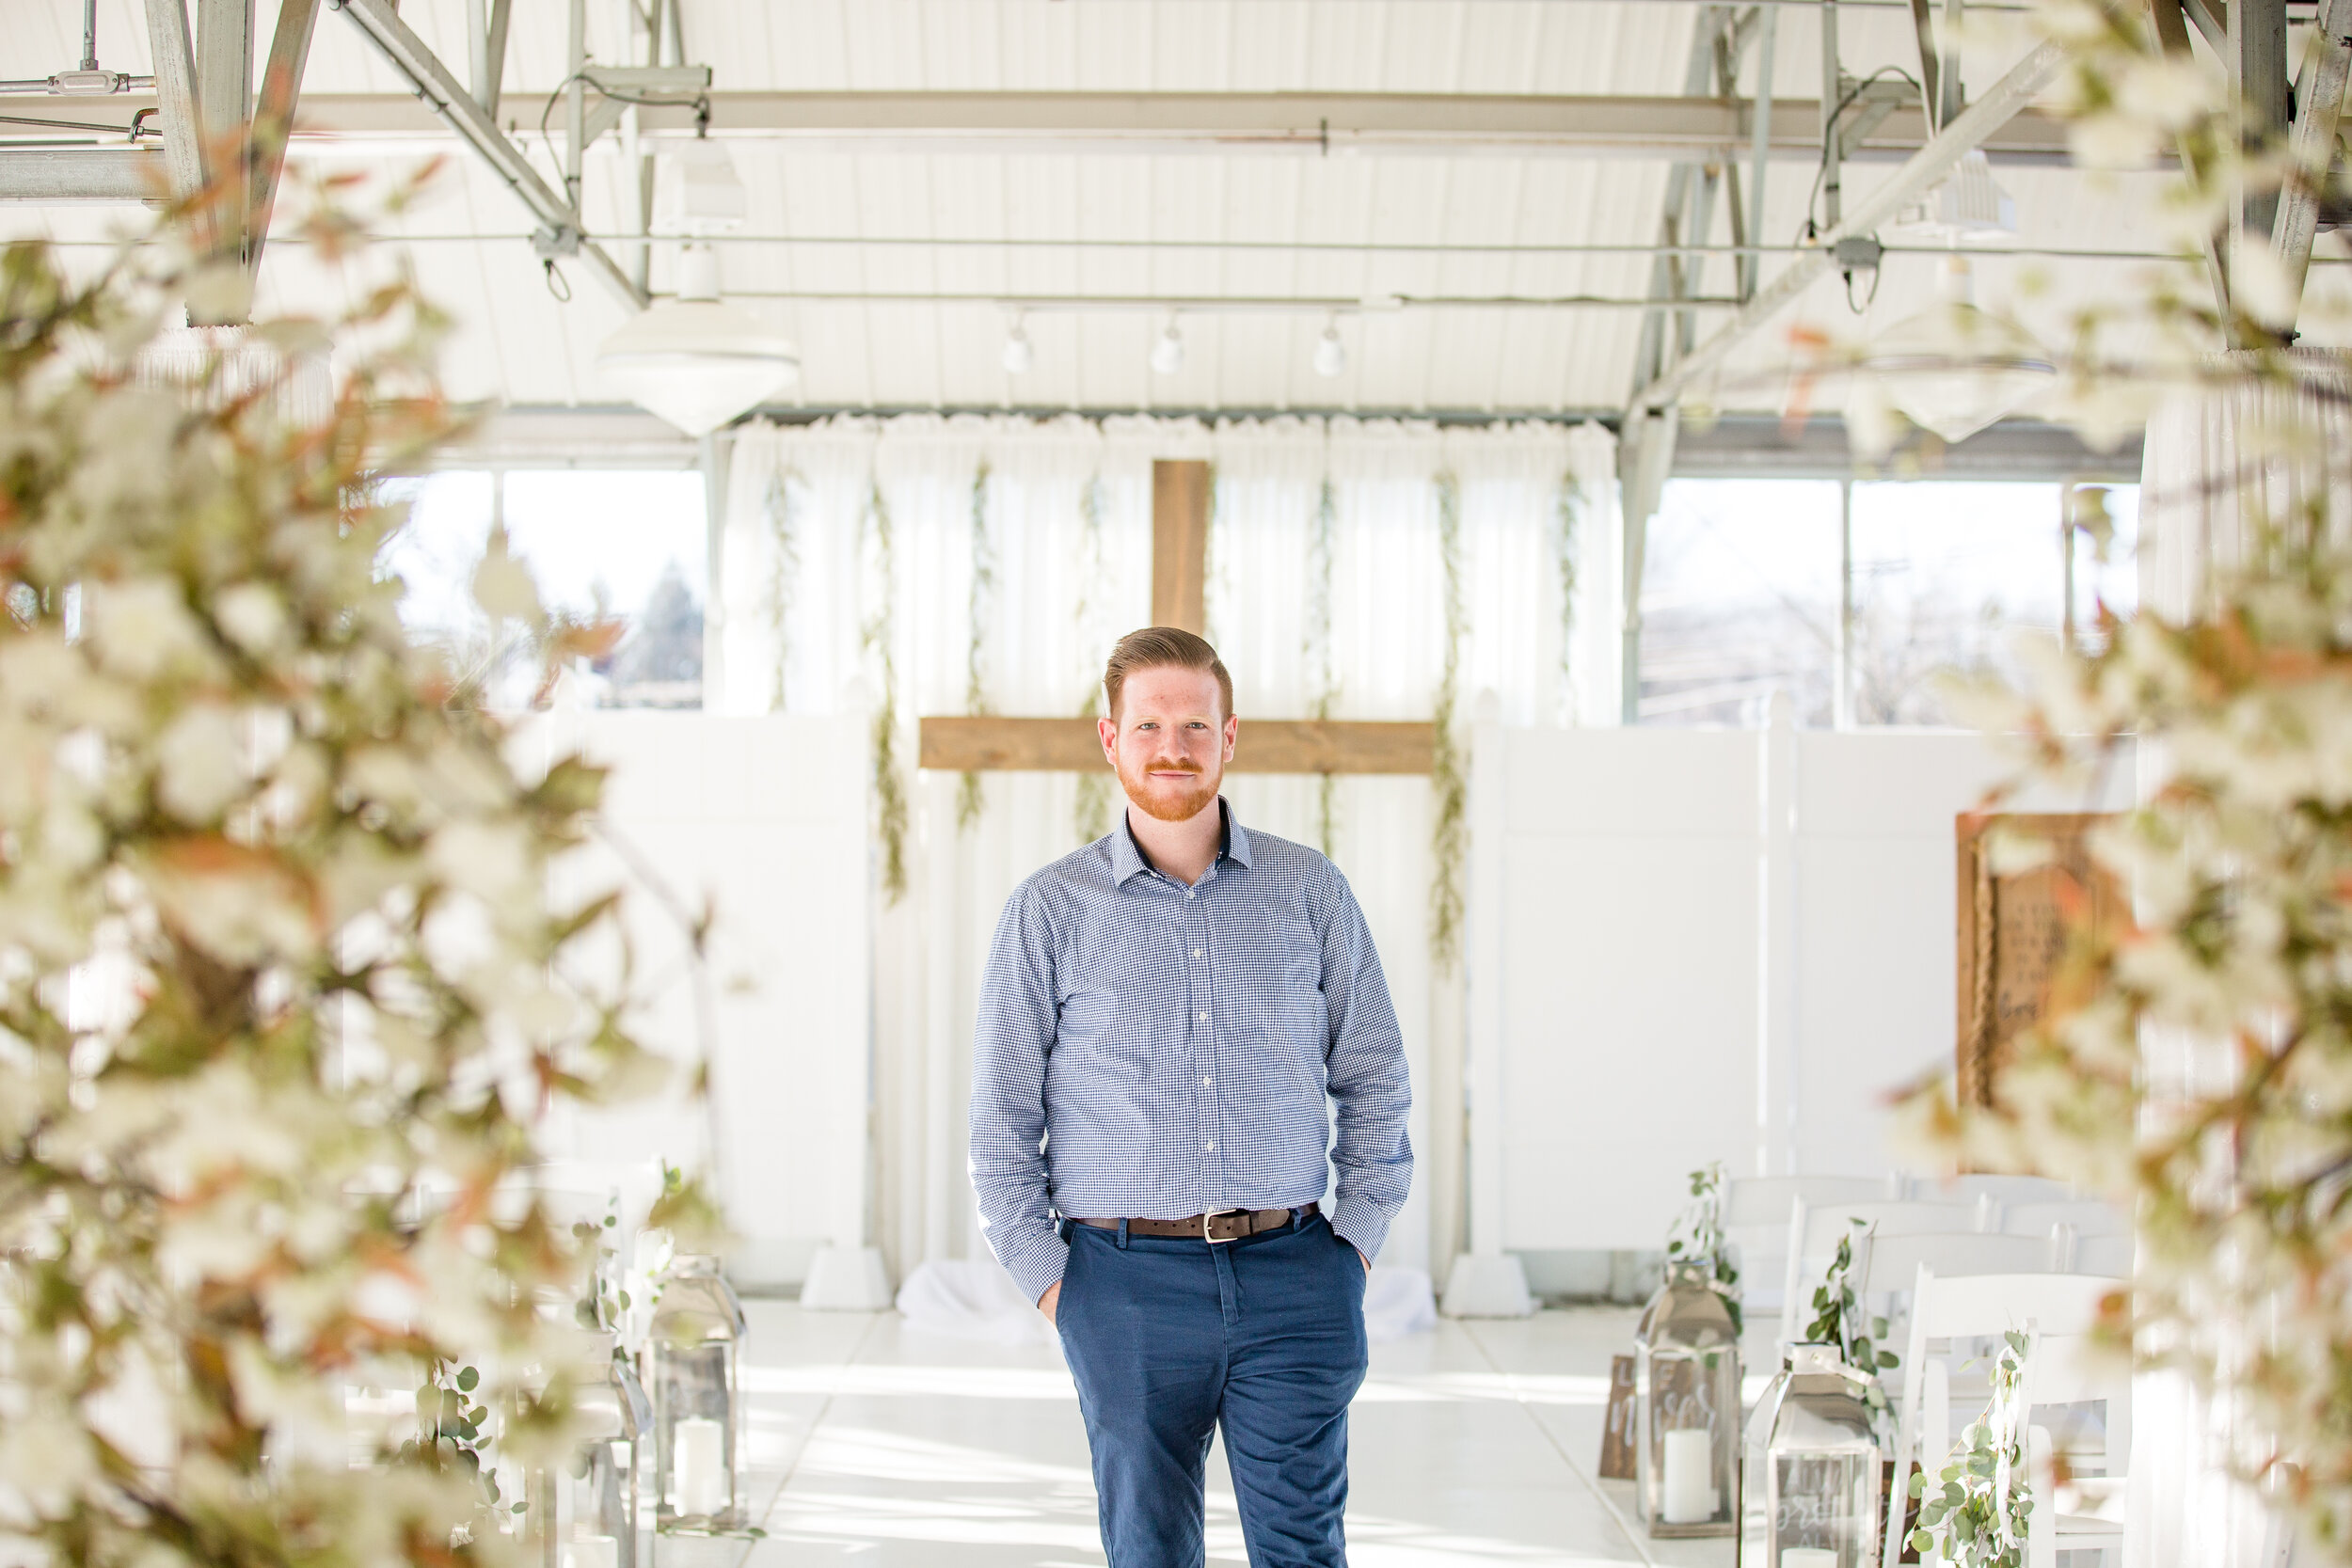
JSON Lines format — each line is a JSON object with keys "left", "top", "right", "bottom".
{"left": 715, "top": 413, "right": 1617, "bottom": 1307}
{"left": 2131, "top": 358, "right": 2352, "bottom": 1568}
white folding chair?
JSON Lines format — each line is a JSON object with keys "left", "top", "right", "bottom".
{"left": 1778, "top": 1197, "right": 1988, "bottom": 1347}
{"left": 1998, "top": 1200, "right": 2126, "bottom": 1240}
{"left": 1915, "top": 1174, "right": 2075, "bottom": 1207}
{"left": 1725, "top": 1176, "right": 1894, "bottom": 1320}
{"left": 2069, "top": 1231, "right": 2135, "bottom": 1279}
{"left": 1882, "top": 1267, "right": 2122, "bottom": 1568}
{"left": 2022, "top": 1329, "right": 2132, "bottom": 1568}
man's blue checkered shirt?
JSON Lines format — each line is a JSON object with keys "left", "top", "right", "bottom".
{"left": 969, "top": 799, "right": 1413, "bottom": 1305}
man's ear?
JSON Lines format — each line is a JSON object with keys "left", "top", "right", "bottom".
{"left": 1098, "top": 715, "right": 1119, "bottom": 768}
{"left": 1222, "top": 713, "right": 1238, "bottom": 763}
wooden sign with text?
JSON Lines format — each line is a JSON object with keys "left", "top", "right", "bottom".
{"left": 1954, "top": 812, "right": 2124, "bottom": 1108}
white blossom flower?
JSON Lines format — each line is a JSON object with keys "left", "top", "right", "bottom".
{"left": 153, "top": 704, "right": 248, "bottom": 823}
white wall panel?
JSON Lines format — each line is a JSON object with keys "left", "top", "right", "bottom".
{"left": 527, "top": 711, "right": 871, "bottom": 1290}
{"left": 1494, "top": 729, "right": 1757, "bottom": 1251}
{"left": 1486, "top": 724, "right": 2133, "bottom": 1255}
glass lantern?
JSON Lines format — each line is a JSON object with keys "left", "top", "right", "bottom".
{"left": 533, "top": 1331, "right": 652, "bottom": 1568}
{"left": 1748, "top": 1342, "right": 1883, "bottom": 1568}
{"left": 648, "top": 1254, "right": 748, "bottom": 1531}
{"left": 1634, "top": 1259, "right": 1741, "bottom": 1538}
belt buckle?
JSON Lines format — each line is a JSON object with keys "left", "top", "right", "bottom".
{"left": 1202, "top": 1208, "right": 1247, "bottom": 1244}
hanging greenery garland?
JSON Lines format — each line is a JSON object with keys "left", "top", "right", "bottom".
{"left": 1307, "top": 474, "right": 1342, "bottom": 859}
{"left": 1073, "top": 471, "right": 1115, "bottom": 846}
{"left": 1556, "top": 467, "right": 1581, "bottom": 723}
{"left": 764, "top": 464, "right": 802, "bottom": 711}
{"left": 1430, "top": 470, "right": 1468, "bottom": 971}
{"left": 959, "top": 460, "right": 994, "bottom": 832}
{"left": 862, "top": 477, "right": 909, "bottom": 902}
{"left": 1200, "top": 461, "right": 1223, "bottom": 645}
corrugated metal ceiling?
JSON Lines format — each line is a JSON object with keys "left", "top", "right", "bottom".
{"left": 0, "top": 2, "right": 2312, "bottom": 420}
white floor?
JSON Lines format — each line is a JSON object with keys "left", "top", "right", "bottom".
{"left": 664, "top": 1301, "right": 1747, "bottom": 1568}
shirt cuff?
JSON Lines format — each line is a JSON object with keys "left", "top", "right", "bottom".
{"left": 996, "top": 1226, "right": 1072, "bottom": 1306}
{"left": 1327, "top": 1192, "right": 1392, "bottom": 1265}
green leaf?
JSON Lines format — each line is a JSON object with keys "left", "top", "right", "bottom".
{"left": 1910, "top": 1531, "right": 1933, "bottom": 1553}
{"left": 1878, "top": 1351, "right": 1899, "bottom": 1369}
{"left": 456, "top": 1366, "right": 480, "bottom": 1393}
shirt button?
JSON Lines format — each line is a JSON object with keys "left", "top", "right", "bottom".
{"left": 1190, "top": 947, "right": 1202, "bottom": 958}
{"left": 1197, "top": 1011, "right": 1208, "bottom": 1022}
{"left": 1185, "top": 890, "right": 1195, "bottom": 900}
{"left": 1204, "top": 1141, "right": 1215, "bottom": 1151}
{"left": 1202, "top": 1075, "right": 1214, "bottom": 1086}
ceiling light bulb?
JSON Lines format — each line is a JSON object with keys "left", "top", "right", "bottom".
{"left": 1312, "top": 321, "right": 1346, "bottom": 378}
{"left": 1002, "top": 319, "right": 1034, "bottom": 375}
{"left": 1150, "top": 323, "right": 1184, "bottom": 376}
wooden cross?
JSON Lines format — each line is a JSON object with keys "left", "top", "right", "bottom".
{"left": 917, "top": 461, "right": 1435, "bottom": 775}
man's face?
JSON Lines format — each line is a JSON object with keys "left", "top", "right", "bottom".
{"left": 1097, "top": 665, "right": 1237, "bottom": 824}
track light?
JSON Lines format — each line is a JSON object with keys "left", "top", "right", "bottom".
{"left": 1312, "top": 317, "right": 1346, "bottom": 377}
{"left": 1150, "top": 320, "right": 1185, "bottom": 376}
{"left": 1002, "top": 314, "right": 1034, "bottom": 375}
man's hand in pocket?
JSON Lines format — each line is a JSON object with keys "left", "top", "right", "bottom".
{"left": 1039, "top": 1280, "right": 1061, "bottom": 1324}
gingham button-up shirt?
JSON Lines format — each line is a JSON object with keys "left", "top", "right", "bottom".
{"left": 968, "top": 800, "right": 1413, "bottom": 1305}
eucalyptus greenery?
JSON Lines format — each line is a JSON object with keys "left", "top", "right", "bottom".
{"left": 1072, "top": 473, "right": 1113, "bottom": 847}
{"left": 0, "top": 188, "right": 716, "bottom": 1565}
{"left": 1662, "top": 1162, "right": 1742, "bottom": 1336}
{"left": 958, "top": 460, "right": 994, "bottom": 832}
{"left": 762, "top": 467, "right": 801, "bottom": 712}
{"left": 1555, "top": 471, "right": 1581, "bottom": 720}
{"left": 859, "top": 479, "right": 907, "bottom": 902}
{"left": 1428, "top": 470, "right": 1468, "bottom": 972}
{"left": 1908, "top": 1332, "right": 2035, "bottom": 1568}
{"left": 1799, "top": 1219, "right": 1899, "bottom": 1439}
{"left": 1307, "top": 475, "right": 1341, "bottom": 860}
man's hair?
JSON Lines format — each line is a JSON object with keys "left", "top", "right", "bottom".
{"left": 1103, "top": 626, "right": 1234, "bottom": 721}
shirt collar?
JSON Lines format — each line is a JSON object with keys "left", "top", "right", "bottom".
{"left": 1111, "top": 797, "right": 1253, "bottom": 885}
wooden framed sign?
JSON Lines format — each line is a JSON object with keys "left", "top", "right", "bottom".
{"left": 1954, "top": 812, "right": 2125, "bottom": 1107}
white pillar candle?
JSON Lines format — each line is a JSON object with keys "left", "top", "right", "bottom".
{"left": 673, "top": 1418, "right": 727, "bottom": 1519}
{"left": 1780, "top": 1549, "right": 1838, "bottom": 1568}
{"left": 563, "top": 1536, "right": 618, "bottom": 1568}
{"left": 1661, "top": 1427, "right": 1716, "bottom": 1524}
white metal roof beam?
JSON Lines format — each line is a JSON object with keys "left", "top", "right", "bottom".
{"left": 0, "top": 90, "right": 2079, "bottom": 164}
{"left": 331, "top": 0, "right": 647, "bottom": 310}
{"left": 1626, "top": 37, "right": 2067, "bottom": 418}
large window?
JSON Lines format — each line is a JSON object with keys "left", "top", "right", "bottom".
{"left": 1640, "top": 479, "right": 1843, "bottom": 726}
{"left": 1639, "top": 477, "right": 2138, "bottom": 728}
{"left": 376, "top": 469, "right": 708, "bottom": 708}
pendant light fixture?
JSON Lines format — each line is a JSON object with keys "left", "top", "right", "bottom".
{"left": 598, "top": 140, "right": 798, "bottom": 436}
{"left": 1851, "top": 254, "right": 2053, "bottom": 448}
{"left": 1312, "top": 316, "right": 1347, "bottom": 378}
{"left": 1150, "top": 318, "right": 1185, "bottom": 376}
{"left": 596, "top": 243, "right": 801, "bottom": 436}
{"left": 1002, "top": 312, "right": 1034, "bottom": 375}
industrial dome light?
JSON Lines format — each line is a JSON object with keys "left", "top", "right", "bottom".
{"left": 596, "top": 244, "right": 800, "bottom": 437}
{"left": 1002, "top": 314, "right": 1035, "bottom": 375}
{"left": 1851, "top": 255, "right": 2052, "bottom": 447}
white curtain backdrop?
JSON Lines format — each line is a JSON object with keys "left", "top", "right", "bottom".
{"left": 715, "top": 412, "right": 1617, "bottom": 1303}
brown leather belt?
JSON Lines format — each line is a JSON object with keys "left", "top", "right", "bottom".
{"left": 1074, "top": 1202, "right": 1317, "bottom": 1244}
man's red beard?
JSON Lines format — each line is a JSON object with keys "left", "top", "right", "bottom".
{"left": 1117, "top": 753, "right": 1223, "bottom": 823}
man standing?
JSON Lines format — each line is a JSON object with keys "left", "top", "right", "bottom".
{"left": 969, "top": 626, "right": 1413, "bottom": 1568}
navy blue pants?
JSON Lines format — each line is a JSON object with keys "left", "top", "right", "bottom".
{"left": 1056, "top": 1212, "right": 1369, "bottom": 1568}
